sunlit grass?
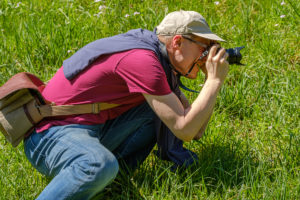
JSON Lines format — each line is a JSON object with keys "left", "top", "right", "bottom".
{"left": 0, "top": 0, "right": 299, "bottom": 199}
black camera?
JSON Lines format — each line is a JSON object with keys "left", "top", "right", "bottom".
{"left": 219, "top": 46, "right": 245, "bottom": 65}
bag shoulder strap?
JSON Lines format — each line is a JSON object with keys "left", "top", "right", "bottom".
{"left": 39, "top": 102, "right": 120, "bottom": 117}
{"left": 26, "top": 101, "right": 120, "bottom": 124}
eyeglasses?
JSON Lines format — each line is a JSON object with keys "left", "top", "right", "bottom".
{"left": 182, "top": 35, "right": 218, "bottom": 49}
{"left": 182, "top": 36, "right": 208, "bottom": 48}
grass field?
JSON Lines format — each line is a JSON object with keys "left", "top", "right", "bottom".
{"left": 0, "top": 0, "right": 299, "bottom": 199}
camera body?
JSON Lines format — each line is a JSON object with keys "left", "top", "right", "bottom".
{"left": 218, "top": 46, "right": 245, "bottom": 65}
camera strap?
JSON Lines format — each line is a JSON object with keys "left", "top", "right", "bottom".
{"left": 183, "top": 50, "right": 209, "bottom": 77}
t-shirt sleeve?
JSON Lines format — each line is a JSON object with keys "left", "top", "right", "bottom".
{"left": 115, "top": 49, "right": 172, "bottom": 95}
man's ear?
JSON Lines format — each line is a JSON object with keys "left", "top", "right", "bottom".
{"left": 172, "top": 35, "right": 182, "bottom": 48}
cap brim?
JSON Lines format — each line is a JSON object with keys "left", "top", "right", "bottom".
{"left": 192, "top": 32, "right": 226, "bottom": 42}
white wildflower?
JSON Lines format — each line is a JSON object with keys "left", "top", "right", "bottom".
{"left": 133, "top": 12, "right": 140, "bottom": 15}
{"left": 98, "top": 5, "right": 106, "bottom": 11}
{"left": 15, "top": 2, "right": 21, "bottom": 8}
{"left": 231, "top": 25, "right": 236, "bottom": 29}
{"left": 214, "top": 1, "right": 220, "bottom": 5}
{"left": 268, "top": 125, "right": 273, "bottom": 130}
{"left": 125, "top": 14, "right": 130, "bottom": 18}
{"left": 280, "top": 15, "right": 286, "bottom": 18}
{"left": 67, "top": 50, "right": 72, "bottom": 53}
{"left": 275, "top": 24, "right": 279, "bottom": 26}
{"left": 281, "top": 1, "right": 285, "bottom": 5}
{"left": 94, "top": 11, "right": 103, "bottom": 17}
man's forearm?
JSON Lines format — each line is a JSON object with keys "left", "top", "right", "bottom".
{"left": 182, "top": 79, "right": 222, "bottom": 141}
{"left": 180, "top": 89, "right": 211, "bottom": 139}
{"left": 179, "top": 90, "right": 190, "bottom": 109}
{"left": 193, "top": 109, "right": 213, "bottom": 139}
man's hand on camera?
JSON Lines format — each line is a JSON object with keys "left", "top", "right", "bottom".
{"left": 205, "top": 45, "right": 229, "bottom": 85}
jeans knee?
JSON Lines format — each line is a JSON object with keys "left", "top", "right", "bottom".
{"left": 97, "top": 155, "right": 119, "bottom": 183}
{"left": 89, "top": 151, "right": 119, "bottom": 186}
{"left": 71, "top": 151, "right": 119, "bottom": 191}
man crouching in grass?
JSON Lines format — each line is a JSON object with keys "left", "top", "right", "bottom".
{"left": 24, "top": 10, "right": 228, "bottom": 199}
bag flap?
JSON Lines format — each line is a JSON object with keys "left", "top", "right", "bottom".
{"left": 0, "top": 72, "right": 45, "bottom": 102}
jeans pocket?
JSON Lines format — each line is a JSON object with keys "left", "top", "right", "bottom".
{"left": 24, "top": 131, "right": 50, "bottom": 175}
{"left": 25, "top": 131, "right": 46, "bottom": 154}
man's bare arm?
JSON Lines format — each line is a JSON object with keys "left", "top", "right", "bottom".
{"left": 179, "top": 90, "right": 212, "bottom": 139}
{"left": 143, "top": 79, "right": 221, "bottom": 142}
{"left": 179, "top": 90, "right": 190, "bottom": 109}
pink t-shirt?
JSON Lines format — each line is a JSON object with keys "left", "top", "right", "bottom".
{"left": 36, "top": 49, "right": 172, "bottom": 132}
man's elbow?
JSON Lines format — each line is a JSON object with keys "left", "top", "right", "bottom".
{"left": 178, "top": 128, "right": 205, "bottom": 142}
{"left": 193, "top": 130, "right": 205, "bottom": 140}
{"left": 171, "top": 117, "right": 203, "bottom": 142}
{"left": 182, "top": 136, "right": 193, "bottom": 142}
{"left": 175, "top": 127, "right": 198, "bottom": 142}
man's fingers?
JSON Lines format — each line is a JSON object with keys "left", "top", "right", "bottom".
{"left": 215, "top": 47, "right": 226, "bottom": 61}
{"left": 220, "top": 52, "right": 229, "bottom": 63}
{"left": 207, "top": 46, "right": 218, "bottom": 61}
{"left": 224, "top": 52, "right": 229, "bottom": 60}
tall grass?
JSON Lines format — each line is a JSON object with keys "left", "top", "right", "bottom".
{"left": 0, "top": 0, "right": 299, "bottom": 199}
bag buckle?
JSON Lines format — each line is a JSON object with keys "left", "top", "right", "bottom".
{"left": 92, "top": 103, "right": 100, "bottom": 114}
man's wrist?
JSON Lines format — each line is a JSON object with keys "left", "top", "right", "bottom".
{"left": 205, "top": 78, "right": 224, "bottom": 89}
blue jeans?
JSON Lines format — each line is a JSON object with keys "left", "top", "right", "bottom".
{"left": 24, "top": 102, "right": 157, "bottom": 200}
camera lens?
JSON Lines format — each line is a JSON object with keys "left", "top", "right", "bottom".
{"left": 217, "top": 46, "right": 245, "bottom": 65}
{"left": 226, "top": 46, "right": 245, "bottom": 65}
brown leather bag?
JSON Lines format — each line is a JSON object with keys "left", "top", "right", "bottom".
{"left": 0, "top": 72, "right": 119, "bottom": 147}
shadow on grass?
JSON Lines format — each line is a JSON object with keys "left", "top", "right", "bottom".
{"left": 182, "top": 140, "right": 257, "bottom": 195}
{"left": 91, "top": 139, "right": 258, "bottom": 199}
{"left": 91, "top": 167, "right": 144, "bottom": 200}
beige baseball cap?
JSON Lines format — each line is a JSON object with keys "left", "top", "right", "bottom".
{"left": 156, "top": 10, "right": 225, "bottom": 42}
